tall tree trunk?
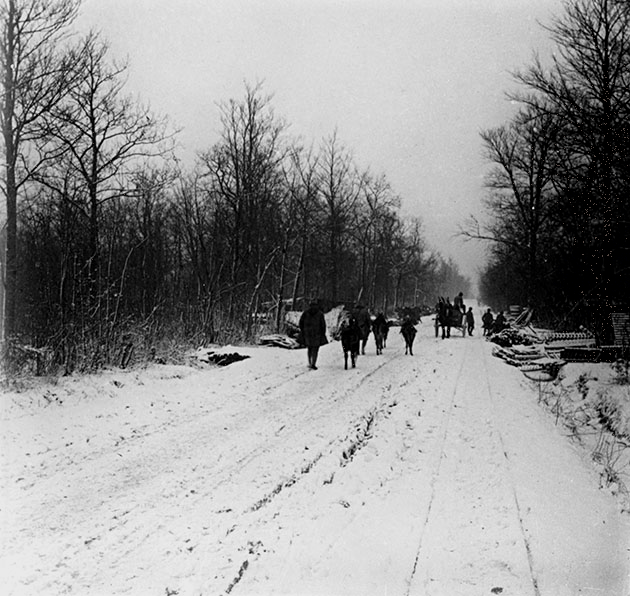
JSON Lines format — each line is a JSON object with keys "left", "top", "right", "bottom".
{"left": 291, "top": 236, "right": 306, "bottom": 309}
{"left": 1, "top": 0, "right": 17, "bottom": 340}
{"left": 245, "top": 247, "right": 278, "bottom": 336}
{"left": 275, "top": 236, "right": 289, "bottom": 332}
{"left": 3, "top": 154, "right": 17, "bottom": 340}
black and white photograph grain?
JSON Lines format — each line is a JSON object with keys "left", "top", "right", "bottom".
{"left": 1, "top": 0, "right": 630, "bottom": 594}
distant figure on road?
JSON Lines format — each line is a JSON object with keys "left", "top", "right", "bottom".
{"left": 353, "top": 303, "right": 372, "bottom": 355}
{"left": 482, "top": 308, "right": 494, "bottom": 336}
{"left": 436, "top": 297, "right": 452, "bottom": 339}
{"left": 493, "top": 311, "right": 507, "bottom": 335}
{"left": 372, "top": 312, "right": 389, "bottom": 355}
{"left": 454, "top": 292, "right": 465, "bottom": 314}
{"left": 445, "top": 298, "right": 454, "bottom": 338}
{"left": 465, "top": 307, "right": 475, "bottom": 336}
{"left": 400, "top": 317, "right": 417, "bottom": 355}
{"left": 299, "top": 299, "right": 328, "bottom": 370}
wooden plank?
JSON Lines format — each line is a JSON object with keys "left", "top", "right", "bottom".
{"left": 611, "top": 313, "right": 630, "bottom": 346}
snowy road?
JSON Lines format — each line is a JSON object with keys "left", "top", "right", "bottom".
{"left": 1, "top": 319, "right": 629, "bottom": 595}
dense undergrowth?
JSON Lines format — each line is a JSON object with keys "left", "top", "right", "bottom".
{"left": 2, "top": 317, "right": 275, "bottom": 383}
{"left": 532, "top": 359, "right": 630, "bottom": 513}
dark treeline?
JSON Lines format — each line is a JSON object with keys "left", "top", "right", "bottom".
{"left": 1, "top": 0, "right": 469, "bottom": 373}
{"left": 467, "top": 0, "right": 630, "bottom": 342}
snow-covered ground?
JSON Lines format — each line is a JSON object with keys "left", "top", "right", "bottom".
{"left": 1, "top": 316, "right": 629, "bottom": 596}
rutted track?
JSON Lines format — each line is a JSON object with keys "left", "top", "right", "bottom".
{"left": 404, "top": 337, "right": 468, "bottom": 595}
{"left": 404, "top": 330, "right": 539, "bottom": 596}
{"left": 227, "top": 330, "right": 474, "bottom": 595}
{"left": 3, "top": 321, "right": 628, "bottom": 596}
{"left": 2, "top": 334, "right": 429, "bottom": 595}
{"left": 481, "top": 340, "right": 541, "bottom": 596}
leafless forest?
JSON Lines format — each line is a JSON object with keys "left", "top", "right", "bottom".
{"left": 2, "top": 0, "right": 629, "bottom": 374}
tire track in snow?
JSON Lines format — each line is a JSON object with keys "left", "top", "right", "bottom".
{"left": 219, "top": 402, "right": 397, "bottom": 596}
{"left": 480, "top": 342, "right": 542, "bottom": 596}
{"left": 244, "top": 397, "right": 395, "bottom": 516}
{"left": 101, "top": 353, "right": 402, "bottom": 564}
{"left": 111, "top": 353, "right": 406, "bottom": 595}
{"left": 404, "top": 338, "right": 468, "bottom": 595}
{"left": 227, "top": 357, "right": 403, "bottom": 520}
{"left": 221, "top": 354, "right": 402, "bottom": 516}
{"left": 403, "top": 336, "right": 542, "bottom": 595}
{"left": 238, "top": 347, "right": 427, "bottom": 510}
{"left": 1, "top": 360, "right": 366, "bottom": 594}
{"left": 217, "top": 341, "right": 435, "bottom": 595}
{"left": 2, "top": 337, "right": 427, "bottom": 595}
{"left": 1, "top": 364, "right": 316, "bottom": 496}
{"left": 213, "top": 355, "right": 418, "bottom": 594}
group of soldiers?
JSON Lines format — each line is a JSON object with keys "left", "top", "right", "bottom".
{"left": 297, "top": 300, "right": 372, "bottom": 370}
{"left": 298, "top": 294, "right": 509, "bottom": 369}
{"left": 436, "top": 293, "right": 509, "bottom": 339}
{"left": 481, "top": 308, "right": 507, "bottom": 336}
{"left": 437, "top": 292, "right": 475, "bottom": 337}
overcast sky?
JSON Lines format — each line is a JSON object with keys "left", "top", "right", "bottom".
{"left": 76, "top": 0, "right": 563, "bottom": 287}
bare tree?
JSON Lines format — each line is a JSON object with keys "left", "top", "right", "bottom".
{"left": 316, "top": 130, "right": 363, "bottom": 302}
{"left": 39, "top": 31, "right": 173, "bottom": 295}
{"left": 283, "top": 144, "right": 321, "bottom": 310}
{"left": 354, "top": 171, "right": 400, "bottom": 306}
{"left": 464, "top": 108, "right": 560, "bottom": 307}
{"left": 388, "top": 217, "right": 436, "bottom": 308}
{"left": 0, "top": 0, "right": 79, "bottom": 341}
{"left": 513, "top": 0, "right": 630, "bottom": 336}
{"left": 270, "top": 143, "right": 321, "bottom": 330}
{"left": 198, "top": 82, "right": 287, "bottom": 320}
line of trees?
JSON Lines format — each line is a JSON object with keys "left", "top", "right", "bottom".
{"left": 467, "top": 0, "right": 630, "bottom": 342}
{"left": 1, "top": 0, "right": 469, "bottom": 373}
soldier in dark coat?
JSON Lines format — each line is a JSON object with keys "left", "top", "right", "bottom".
{"left": 353, "top": 303, "right": 372, "bottom": 355}
{"left": 465, "top": 307, "right": 475, "bottom": 336}
{"left": 454, "top": 292, "right": 465, "bottom": 313}
{"left": 482, "top": 308, "right": 494, "bottom": 336}
{"left": 400, "top": 316, "right": 417, "bottom": 355}
{"left": 493, "top": 311, "right": 507, "bottom": 334}
{"left": 444, "top": 298, "right": 453, "bottom": 338}
{"left": 299, "top": 300, "right": 328, "bottom": 370}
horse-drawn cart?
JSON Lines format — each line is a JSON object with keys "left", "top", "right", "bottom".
{"left": 434, "top": 305, "right": 466, "bottom": 338}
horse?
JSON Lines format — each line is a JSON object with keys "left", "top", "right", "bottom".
{"left": 340, "top": 316, "right": 362, "bottom": 369}
{"left": 352, "top": 304, "right": 372, "bottom": 355}
{"left": 435, "top": 297, "right": 466, "bottom": 338}
{"left": 435, "top": 298, "right": 451, "bottom": 339}
{"left": 400, "top": 319, "right": 417, "bottom": 355}
{"left": 372, "top": 313, "right": 389, "bottom": 355}
{"left": 382, "top": 320, "right": 392, "bottom": 347}
{"left": 356, "top": 318, "right": 371, "bottom": 355}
